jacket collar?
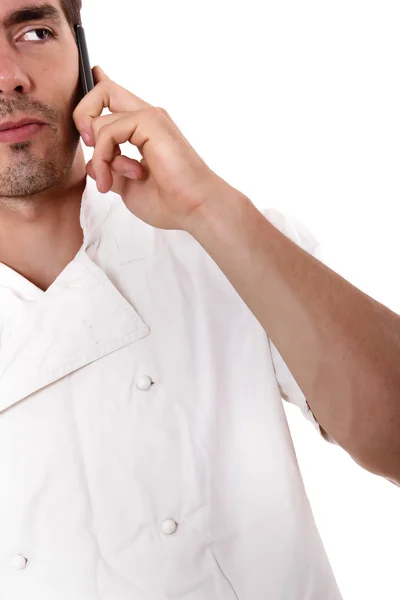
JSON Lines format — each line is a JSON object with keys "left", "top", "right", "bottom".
{"left": 0, "top": 176, "right": 152, "bottom": 413}
{"left": 80, "top": 175, "right": 159, "bottom": 263}
{"left": 80, "top": 175, "right": 115, "bottom": 251}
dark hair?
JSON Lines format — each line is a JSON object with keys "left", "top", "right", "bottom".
{"left": 60, "top": 0, "right": 83, "bottom": 28}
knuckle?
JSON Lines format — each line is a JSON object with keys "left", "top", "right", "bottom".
{"left": 91, "top": 116, "right": 103, "bottom": 136}
{"left": 72, "top": 106, "right": 82, "bottom": 125}
{"left": 156, "top": 106, "right": 169, "bottom": 117}
{"left": 96, "top": 127, "right": 107, "bottom": 143}
{"left": 145, "top": 106, "right": 157, "bottom": 116}
{"left": 146, "top": 106, "right": 166, "bottom": 119}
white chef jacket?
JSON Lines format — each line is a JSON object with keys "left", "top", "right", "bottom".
{"left": 0, "top": 176, "right": 343, "bottom": 600}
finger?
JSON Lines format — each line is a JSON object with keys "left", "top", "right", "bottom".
{"left": 110, "top": 156, "right": 145, "bottom": 197}
{"left": 85, "top": 143, "right": 121, "bottom": 182}
{"left": 86, "top": 111, "right": 131, "bottom": 147}
{"left": 89, "top": 113, "right": 135, "bottom": 190}
{"left": 86, "top": 157, "right": 144, "bottom": 196}
{"left": 111, "top": 155, "right": 144, "bottom": 179}
{"left": 86, "top": 157, "right": 144, "bottom": 179}
{"left": 92, "top": 65, "right": 109, "bottom": 85}
{"left": 140, "top": 157, "right": 149, "bottom": 174}
{"left": 92, "top": 110, "right": 167, "bottom": 192}
{"left": 86, "top": 159, "right": 95, "bottom": 180}
{"left": 73, "top": 70, "right": 153, "bottom": 144}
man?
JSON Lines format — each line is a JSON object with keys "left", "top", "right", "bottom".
{"left": 0, "top": 0, "right": 399, "bottom": 598}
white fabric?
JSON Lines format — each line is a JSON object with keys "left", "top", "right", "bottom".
{"left": 0, "top": 177, "right": 342, "bottom": 599}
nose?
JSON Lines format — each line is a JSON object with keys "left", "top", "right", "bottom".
{"left": 0, "top": 55, "right": 31, "bottom": 96}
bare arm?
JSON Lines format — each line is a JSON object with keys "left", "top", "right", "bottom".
{"left": 187, "top": 179, "right": 400, "bottom": 484}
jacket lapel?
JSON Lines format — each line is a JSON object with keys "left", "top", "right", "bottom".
{"left": 0, "top": 248, "right": 150, "bottom": 413}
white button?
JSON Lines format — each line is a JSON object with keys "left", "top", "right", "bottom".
{"left": 9, "top": 555, "right": 28, "bottom": 570}
{"left": 136, "top": 375, "right": 153, "bottom": 391}
{"left": 161, "top": 519, "right": 178, "bottom": 535}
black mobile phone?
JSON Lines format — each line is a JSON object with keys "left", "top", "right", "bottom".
{"left": 75, "top": 24, "right": 94, "bottom": 96}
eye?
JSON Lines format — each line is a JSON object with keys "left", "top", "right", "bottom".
{"left": 20, "top": 28, "right": 55, "bottom": 43}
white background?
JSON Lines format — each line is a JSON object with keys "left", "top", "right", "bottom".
{"left": 82, "top": 1, "right": 400, "bottom": 598}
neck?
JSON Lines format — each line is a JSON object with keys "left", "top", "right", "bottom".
{"left": 0, "top": 145, "right": 87, "bottom": 292}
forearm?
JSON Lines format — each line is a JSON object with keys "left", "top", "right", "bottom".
{"left": 188, "top": 179, "right": 400, "bottom": 481}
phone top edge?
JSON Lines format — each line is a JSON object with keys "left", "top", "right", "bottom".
{"left": 75, "top": 25, "right": 95, "bottom": 95}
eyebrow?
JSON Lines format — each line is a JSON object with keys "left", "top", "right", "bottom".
{"left": 1, "top": 3, "right": 63, "bottom": 29}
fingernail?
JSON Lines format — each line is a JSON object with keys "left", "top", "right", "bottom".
{"left": 81, "top": 131, "right": 92, "bottom": 146}
{"left": 123, "top": 171, "right": 139, "bottom": 180}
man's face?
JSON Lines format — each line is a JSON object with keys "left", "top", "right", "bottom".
{"left": 0, "top": 0, "right": 82, "bottom": 198}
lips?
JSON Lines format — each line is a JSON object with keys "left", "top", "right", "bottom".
{"left": 0, "top": 122, "right": 46, "bottom": 144}
{"left": 0, "top": 117, "right": 46, "bottom": 132}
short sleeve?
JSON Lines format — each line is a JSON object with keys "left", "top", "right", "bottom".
{"left": 261, "top": 207, "right": 335, "bottom": 443}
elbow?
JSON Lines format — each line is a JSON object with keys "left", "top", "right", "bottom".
{"left": 327, "top": 390, "right": 400, "bottom": 484}
{"left": 344, "top": 414, "right": 400, "bottom": 485}
{"left": 350, "top": 451, "right": 400, "bottom": 486}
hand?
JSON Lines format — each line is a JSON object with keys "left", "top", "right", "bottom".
{"left": 73, "top": 66, "right": 223, "bottom": 231}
